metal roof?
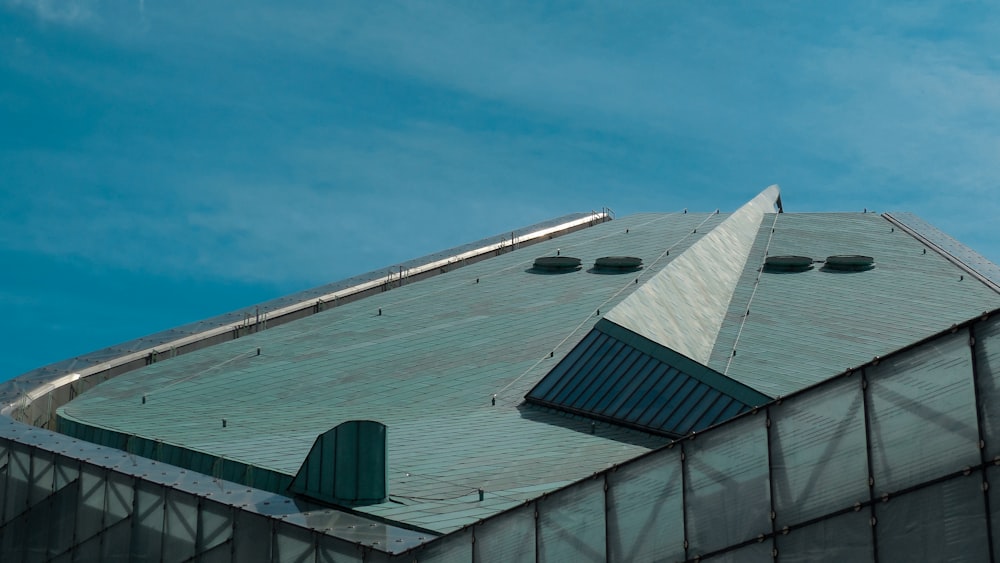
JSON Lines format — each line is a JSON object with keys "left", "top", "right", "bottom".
{"left": 525, "top": 319, "right": 768, "bottom": 437}
{"left": 50, "top": 197, "right": 1000, "bottom": 537}
{"left": 57, "top": 210, "right": 726, "bottom": 533}
{"left": 707, "top": 212, "right": 1000, "bottom": 396}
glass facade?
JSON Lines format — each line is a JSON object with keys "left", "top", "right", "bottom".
{"left": 3, "top": 312, "right": 1000, "bottom": 561}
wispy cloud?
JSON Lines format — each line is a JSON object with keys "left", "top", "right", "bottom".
{"left": 6, "top": 0, "right": 94, "bottom": 25}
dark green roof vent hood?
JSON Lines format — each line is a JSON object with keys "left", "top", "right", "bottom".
{"left": 288, "top": 420, "right": 388, "bottom": 507}
{"left": 594, "top": 256, "right": 643, "bottom": 272}
{"left": 532, "top": 256, "right": 582, "bottom": 272}
{"left": 763, "top": 255, "right": 814, "bottom": 272}
{"left": 824, "top": 255, "right": 875, "bottom": 271}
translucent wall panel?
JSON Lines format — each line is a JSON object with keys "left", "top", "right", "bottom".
{"left": 317, "top": 534, "right": 364, "bottom": 563}
{"left": 132, "top": 480, "right": 165, "bottom": 558}
{"left": 989, "top": 466, "right": 1000, "bottom": 562}
{"left": 274, "top": 523, "right": 315, "bottom": 563}
{"left": 164, "top": 488, "right": 199, "bottom": 561}
{"left": 538, "top": 478, "right": 606, "bottom": 563}
{"left": 410, "top": 526, "right": 472, "bottom": 563}
{"left": 606, "top": 449, "right": 684, "bottom": 562}
{"left": 3, "top": 444, "right": 30, "bottom": 524}
{"left": 685, "top": 414, "right": 771, "bottom": 556}
{"left": 234, "top": 510, "right": 273, "bottom": 562}
{"left": 867, "top": 330, "right": 979, "bottom": 493}
{"left": 700, "top": 540, "right": 772, "bottom": 562}
{"left": 199, "top": 499, "right": 234, "bottom": 555}
{"left": 473, "top": 503, "right": 535, "bottom": 562}
{"left": 771, "top": 377, "right": 868, "bottom": 527}
{"left": 28, "top": 449, "right": 54, "bottom": 506}
{"left": 76, "top": 465, "right": 107, "bottom": 543}
{"left": 776, "top": 509, "right": 872, "bottom": 562}
{"left": 976, "top": 315, "right": 1000, "bottom": 457}
{"left": 876, "top": 476, "right": 988, "bottom": 561}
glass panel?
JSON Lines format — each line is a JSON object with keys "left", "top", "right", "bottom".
{"left": 234, "top": 510, "right": 272, "bottom": 562}
{"left": 106, "top": 471, "right": 134, "bottom": 526}
{"left": 876, "top": 475, "right": 989, "bottom": 561}
{"left": 164, "top": 489, "right": 198, "bottom": 562}
{"left": 776, "top": 509, "right": 872, "bottom": 562}
{"left": 3, "top": 445, "right": 30, "bottom": 524}
{"left": 607, "top": 448, "right": 684, "bottom": 562}
{"left": 199, "top": 499, "right": 233, "bottom": 553}
{"left": 989, "top": 466, "right": 1000, "bottom": 562}
{"left": 772, "top": 377, "right": 868, "bottom": 526}
{"left": 76, "top": 465, "right": 107, "bottom": 543}
{"left": 412, "top": 526, "right": 471, "bottom": 562}
{"left": 53, "top": 455, "right": 78, "bottom": 491}
{"left": 274, "top": 523, "right": 314, "bottom": 563}
{"left": 473, "top": 503, "right": 535, "bottom": 562}
{"left": 867, "top": 330, "right": 979, "bottom": 493}
{"left": 685, "top": 414, "right": 771, "bottom": 556}
{"left": 700, "top": 539, "right": 772, "bottom": 562}
{"left": 976, "top": 315, "right": 1000, "bottom": 457}
{"left": 538, "top": 478, "right": 605, "bottom": 563}
{"left": 199, "top": 540, "right": 234, "bottom": 563}
{"left": 100, "top": 516, "right": 133, "bottom": 562}
{"left": 47, "top": 477, "right": 79, "bottom": 558}
{"left": 132, "top": 481, "right": 165, "bottom": 559}
{"left": 317, "top": 534, "right": 363, "bottom": 563}
{"left": 28, "top": 450, "right": 54, "bottom": 506}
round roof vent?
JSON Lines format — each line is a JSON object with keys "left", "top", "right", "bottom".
{"left": 824, "top": 255, "right": 875, "bottom": 271}
{"left": 763, "top": 255, "right": 813, "bottom": 272}
{"left": 532, "top": 256, "right": 582, "bottom": 272}
{"left": 594, "top": 256, "right": 643, "bottom": 272}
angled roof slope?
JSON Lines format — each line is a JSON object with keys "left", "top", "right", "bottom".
{"left": 706, "top": 212, "right": 1000, "bottom": 396}
{"left": 57, "top": 210, "right": 728, "bottom": 533}
{"left": 47, "top": 189, "right": 1000, "bottom": 546}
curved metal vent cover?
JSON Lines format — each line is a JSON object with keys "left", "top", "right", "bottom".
{"left": 824, "top": 255, "right": 875, "bottom": 271}
{"left": 532, "top": 256, "right": 582, "bottom": 272}
{"left": 593, "top": 256, "right": 643, "bottom": 272}
{"left": 763, "top": 255, "right": 813, "bottom": 272}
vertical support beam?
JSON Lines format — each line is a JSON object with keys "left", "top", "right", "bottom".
{"left": 765, "top": 407, "right": 778, "bottom": 560}
{"left": 969, "top": 323, "right": 996, "bottom": 562}
{"left": 679, "top": 442, "right": 690, "bottom": 562}
{"left": 861, "top": 368, "right": 880, "bottom": 563}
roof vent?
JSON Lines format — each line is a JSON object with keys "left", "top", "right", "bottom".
{"left": 763, "top": 255, "right": 813, "bottom": 273}
{"left": 532, "top": 256, "right": 582, "bottom": 273}
{"left": 288, "top": 420, "right": 388, "bottom": 506}
{"left": 824, "top": 255, "right": 875, "bottom": 271}
{"left": 593, "top": 256, "right": 643, "bottom": 272}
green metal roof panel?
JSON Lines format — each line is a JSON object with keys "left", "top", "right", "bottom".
{"left": 57, "top": 210, "right": 726, "bottom": 533}
{"left": 707, "top": 213, "right": 1000, "bottom": 397}
{"left": 885, "top": 211, "right": 1000, "bottom": 291}
{"left": 526, "top": 319, "right": 768, "bottom": 437}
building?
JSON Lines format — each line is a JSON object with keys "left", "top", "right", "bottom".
{"left": 3, "top": 186, "right": 1000, "bottom": 561}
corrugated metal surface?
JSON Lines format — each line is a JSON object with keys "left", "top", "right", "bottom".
{"left": 57, "top": 210, "right": 726, "bottom": 533}
{"left": 605, "top": 186, "right": 780, "bottom": 363}
{"left": 708, "top": 213, "right": 1000, "bottom": 397}
{"left": 288, "top": 420, "right": 388, "bottom": 506}
{"left": 526, "top": 319, "right": 769, "bottom": 437}
{"left": 885, "top": 211, "right": 1000, "bottom": 292}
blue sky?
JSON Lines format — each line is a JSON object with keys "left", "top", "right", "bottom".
{"left": 2, "top": 1, "right": 999, "bottom": 381}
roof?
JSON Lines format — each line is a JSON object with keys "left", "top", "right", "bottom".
{"left": 51, "top": 186, "right": 1000, "bottom": 539}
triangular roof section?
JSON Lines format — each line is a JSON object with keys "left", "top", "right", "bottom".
{"left": 605, "top": 185, "right": 781, "bottom": 364}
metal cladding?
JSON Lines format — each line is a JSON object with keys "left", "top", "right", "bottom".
{"left": 288, "top": 420, "right": 388, "bottom": 506}
{"left": 605, "top": 185, "right": 781, "bottom": 364}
